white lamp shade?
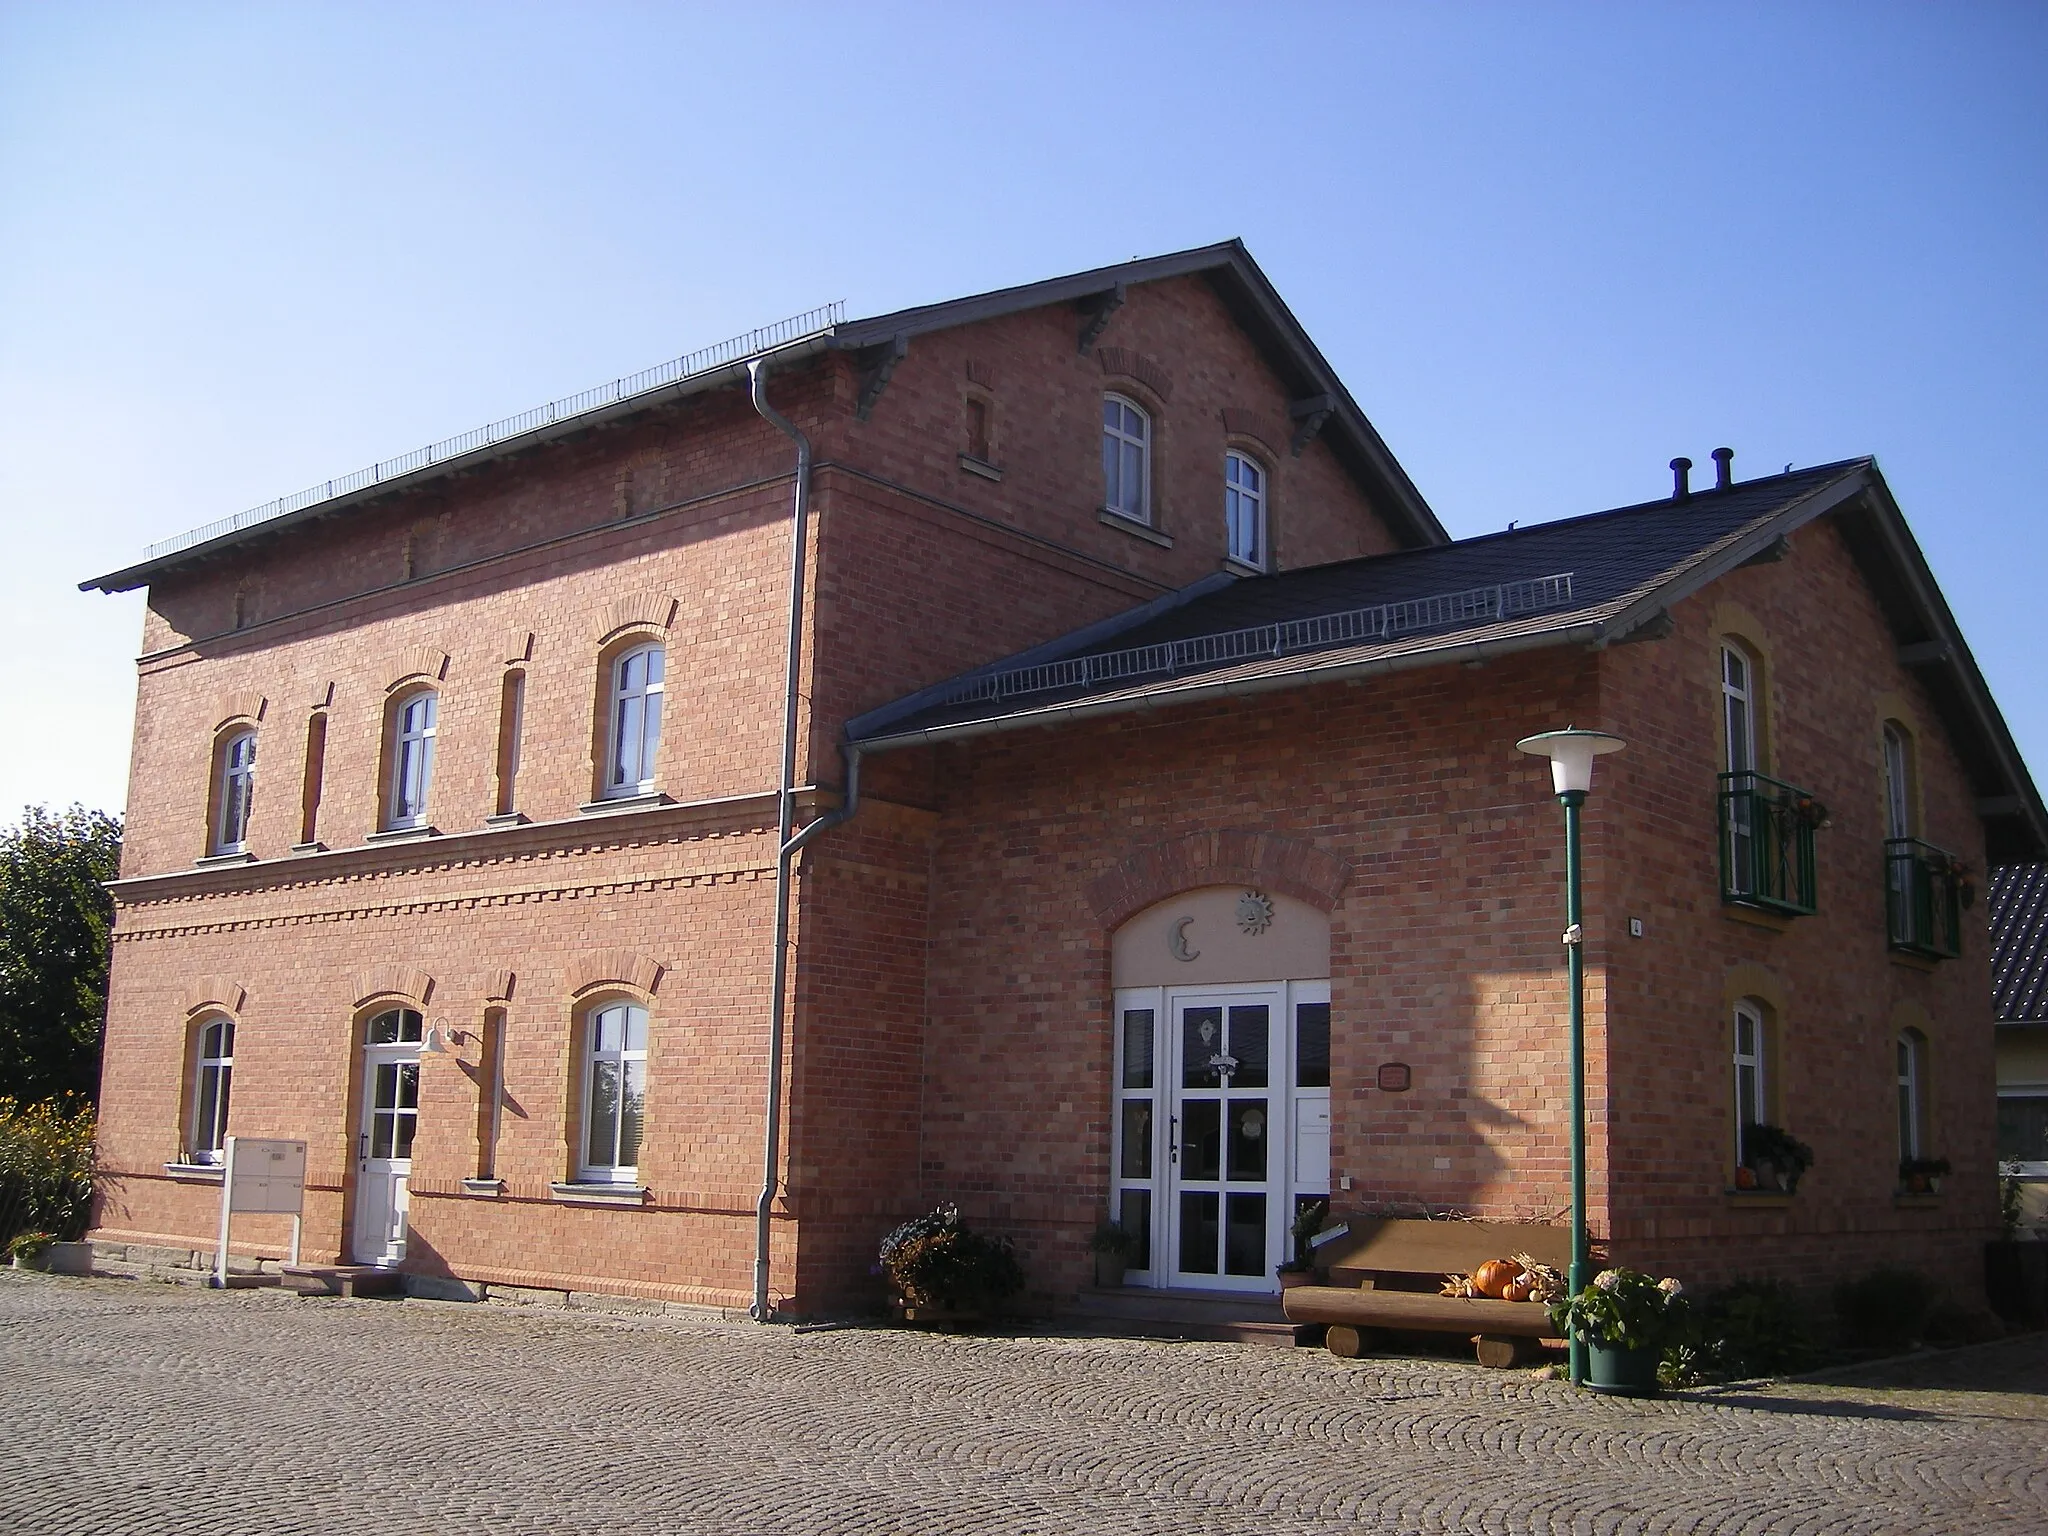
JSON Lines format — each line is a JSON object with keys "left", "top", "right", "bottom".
{"left": 1516, "top": 728, "right": 1627, "bottom": 795}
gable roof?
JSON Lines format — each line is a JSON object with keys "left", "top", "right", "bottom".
{"left": 1992, "top": 864, "right": 2048, "bottom": 1024}
{"left": 849, "top": 457, "right": 2048, "bottom": 864}
{"left": 81, "top": 241, "right": 1443, "bottom": 595}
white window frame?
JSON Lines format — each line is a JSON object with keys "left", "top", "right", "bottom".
{"left": 1225, "top": 451, "right": 1266, "bottom": 568}
{"left": 1897, "top": 1031, "right": 1924, "bottom": 1162}
{"left": 213, "top": 729, "right": 257, "bottom": 854}
{"left": 1102, "top": 393, "right": 1151, "bottom": 523}
{"left": 604, "top": 644, "right": 665, "bottom": 799}
{"left": 385, "top": 689, "right": 438, "bottom": 830}
{"left": 1882, "top": 723, "right": 1913, "bottom": 840}
{"left": 190, "top": 1015, "right": 234, "bottom": 1165}
{"left": 579, "top": 1001, "right": 648, "bottom": 1183}
{"left": 1721, "top": 643, "right": 1757, "bottom": 774}
{"left": 1733, "top": 1001, "right": 1767, "bottom": 1166}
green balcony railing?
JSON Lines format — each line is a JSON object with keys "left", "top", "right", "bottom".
{"left": 1885, "top": 837, "right": 1962, "bottom": 959}
{"left": 1718, "top": 771, "right": 1821, "bottom": 916}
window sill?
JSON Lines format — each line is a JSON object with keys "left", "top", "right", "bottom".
{"left": 1222, "top": 556, "right": 1266, "bottom": 578}
{"left": 1894, "top": 1189, "right": 1943, "bottom": 1205}
{"left": 1723, "top": 1189, "right": 1793, "bottom": 1208}
{"left": 288, "top": 840, "right": 327, "bottom": 855}
{"left": 481, "top": 812, "right": 528, "bottom": 829}
{"left": 193, "top": 851, "right": 256, "bottom": 869}
{"left": 461, "top": 1177, "right": 506, "bottom": 1197}
{"left": 549, "top": 1181, "right": 649, "bottom": 1207}
{"left": 958, "top": 454, "right": 1003, "bottom": 482}
{"left": 1098, "top": 508, "right": 1173, "bottom": 548}
{"left": 163, "top": 1162, "right": 226, "bottom": 1182}
{"left": 365, "top": 824, "right": 439, "bottom": 844}
{"left": 578, "top": 792, "right": 673, "bottom": 817}
{"left": 1721, "top": 902, "right": 1795, "bottom": 934}
{"left": 1888, "top": 948, "right": 1945, "bottom": 973}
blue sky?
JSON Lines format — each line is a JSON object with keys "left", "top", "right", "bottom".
{"left": 2, "top": 3, "right": 2043, "bottom": 819}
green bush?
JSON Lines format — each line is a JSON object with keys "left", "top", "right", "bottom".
{"left": 1703, "top": 1278, "right": 1819, "bottom": 1377}
{"left": 1834, "top": 1267, "right": 1935, "bottom": 1350}
{"left": 0, "top": 1096, "right": 96, "bottom": 1246}
{"left": 878, "top": 1203, "right": 1024, "bottom": 1311}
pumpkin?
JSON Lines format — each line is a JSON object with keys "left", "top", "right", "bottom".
{"left": 1734, "top": 1164, "right": 1758, "bottom": 1190}
{"left": 1472, "top": 1257, "right": 1524, "bottom": 1298}
{"left": 1501, "top": 1274, "right": 1538, "bottom": 1303}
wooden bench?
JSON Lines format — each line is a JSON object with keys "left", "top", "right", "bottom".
{"left": 1281, "top": 1218, "right": 1572, "bottom": 1368}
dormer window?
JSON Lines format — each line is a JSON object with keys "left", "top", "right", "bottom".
{"left": 1102, "top": 394, "right": 1150, "bottom": 522}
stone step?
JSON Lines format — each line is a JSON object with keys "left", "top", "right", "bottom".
{"left": 1064, "top": 1286, "right": 1307, "bottom": 1348}
{"left": 281, "top": 1264, "right": 406, "bottom": 1299}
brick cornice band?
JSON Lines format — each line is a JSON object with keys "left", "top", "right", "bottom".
{"left": 353, "top": 966, "right": 434, "bottom": 1008}
{"left": 599, "top": 593, "right": 678, "bottom": 641}
{"left": 1096, "top": 347, "right": 1174, "bottom": 404}
{"left": 181, "top": 977, "right": 247, "bottom": 1017}
{"left": 1086, "top": 829, "right": 1351, "bottom": 930}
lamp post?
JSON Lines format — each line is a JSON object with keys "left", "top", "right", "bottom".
{"left": 1515, "top": 727, "right": 1626, "bottom": 1388}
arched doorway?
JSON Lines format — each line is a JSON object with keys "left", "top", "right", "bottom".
{"left": 1109, "top": 887, "right": 1331, "bottom": 1294}
{"left": 352, "top": 1006, "right": 424, "bottom": 1265}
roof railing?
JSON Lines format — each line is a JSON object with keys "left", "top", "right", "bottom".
{"left": 940, "top": 572, "right": 1576, "bottom": 708}
{"left": 141, "top": 301, "right": 846, "bottom": 562}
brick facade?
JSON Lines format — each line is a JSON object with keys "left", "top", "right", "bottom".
{"left": 87, "top": 254, "right": 2010, "bottom": 1317}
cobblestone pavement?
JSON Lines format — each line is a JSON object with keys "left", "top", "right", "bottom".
{"left": 2, "top": 1272, "right": 2043, "bottom": 1536}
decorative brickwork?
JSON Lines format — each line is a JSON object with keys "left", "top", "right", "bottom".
{"left": 1095, "top": 346, "right": 1174, "bottom": 403}
{"left": 213, "top": 691, "right": 266, "bottom": 728}
{"left": 179, "top": 977, "right": 246, "bottom": 1017}
{"left": 598, "top": 592, "right": 678, "bottom": 640}
{"left": 566, "top": 951, "right": 665, "bottom": 999}
{"left": 1085, "top": 829, "right": 1351, "bottom": 931}
{"left": 352, "top": 966, "right": 434, "bottom": 1008}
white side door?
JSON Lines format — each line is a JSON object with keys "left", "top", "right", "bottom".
{"left": 352, "top": 1033, "right": 420, "bottom": 1265}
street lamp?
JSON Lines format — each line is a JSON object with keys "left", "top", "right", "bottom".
{"left": 1515, "top": 727, "right": 1626, "bottom": 1387}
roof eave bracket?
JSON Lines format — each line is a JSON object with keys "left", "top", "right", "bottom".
{"left": 1288, "top": 393, "right": 1336, "bottom": 457}
{"left": 854, "top": 335, "right": 910, "bottom": 422}
{"left": 1076, "top": 284, "right": 1127, "bottom": 355}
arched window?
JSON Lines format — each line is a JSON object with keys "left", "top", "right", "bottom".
{"left": 385, "top": 689, "right": 438, "bottom": 830}
{"left": 190, "top": 1015, "right": 235, "bottom": 1165}
{"left": 604, "top": 644, "right": 665, "bottom": 798}
{"left": 581, "top": 1001, "right": 648, "bottom": 1182}
{"left": 1225, "top": 451, "right": 1266, "bottom": 568}
{"left": 1733, "top": 1000, "right": 1768, "bottom": 1169}
{"left": 1897, "top": 1029, "right": 1926, "bottom": 1162}
{"left": 1721, "top": 642, "right": 1758, "bottom": 774}
{"left": 1102, "top": 394, "right": 1150, "bottom": 522}
{"left": 1882, "top": 722, "right": 1914, "bottom": 841}
{"left": 213, "top": 730, "right": 257, "bottom": 854}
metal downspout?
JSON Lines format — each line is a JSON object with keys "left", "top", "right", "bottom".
{"left": 745, "top": 360, "right": 865, "bottom": 1321}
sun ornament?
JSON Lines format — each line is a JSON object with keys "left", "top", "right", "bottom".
{"left": 1236, "top": 889, "right": 1274, "bottom": 935}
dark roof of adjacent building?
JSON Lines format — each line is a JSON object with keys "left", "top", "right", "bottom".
{"left": 82, "top": 240, "right": 1442, "bottom": 594}
{"left": 849, "top": 457, "right": 2048, "bottom": 864}
{"left": 1992, "top": 864, "right": 2048, "bottom": 1024}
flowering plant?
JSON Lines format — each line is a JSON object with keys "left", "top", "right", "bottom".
{"left": 1548, "top": 1267, "right": 1690, "bottom": 1352}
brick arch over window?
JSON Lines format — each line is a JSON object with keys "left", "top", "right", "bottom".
{"left": 1220, "top": 407, "right": 1285, "bottom": 459}
{"left": 385, "top": 647, "right": 449, "bottom": 692}
{"left": 1086, "top": 829, "right": 1351, "bottom": 931}
{"left": 181, "top": 978, "right": 247, "bottom": 1018}
{"left": 352, "top": 966, "right": 435, "bottom": 1009}
{"left": 213, "top": 692, "right": 267, "bottom": 730}
{"left": 1096, "top": 347, "right": 1174, "bottom": 404}
{"left": 568, "top": 951, "right": 665, "bottom": 1000}
{"left": 597, "top": 592, "right": 678, "bottom": 643}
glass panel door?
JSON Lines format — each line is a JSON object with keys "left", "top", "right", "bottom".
{"left": 1165, "top": 989, "right": 1282, "bottom": 1291}
{"left": 353, "top": 1009, "right": 423, "bottom": 1265}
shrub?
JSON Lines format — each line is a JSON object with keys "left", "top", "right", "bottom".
{"left": 7, "top": 1231, "right": 53, "bottom": 1264}
{"left": 1834, "top": 1267, "right": 1936, "bottom": 1350}
{"left": 1550, "top": 1267, "right": 1689, "bottom": 1352}
{"left": 0, "top": 1096, "right": 96, "bottom": 1246}
{"left": 1701, "top": 1278, "right": 1819, "bottom": 1378}
{"left": 878, "top": 1204, "right": 1024, "bottom": 1311}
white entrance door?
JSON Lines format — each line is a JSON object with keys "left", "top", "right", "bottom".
{"left": 352, "top": 1008, "right": 422, "bottom": 1265}
{"left": 1111, "top": 980, "right": 1330, "bottom": 1293}
{"left": 1165, "top": 987, "right": 1284, "bottom": 1290}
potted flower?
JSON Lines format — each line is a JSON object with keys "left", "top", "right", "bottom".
{"left": 878, "top": 1203, "right": 1025, "bottom": 1323}
{"left": 1742, "top": 1123, "right": 1815, "bottom": 1193}
{"left": 7, "top": 1232, "right": 55, "bottom": 1271}
{"left": 1088, "top": 1220, "right": 1139, "bottom": 1288}
{"left": 1898, "top": 1156, "right": 1950, "bottom": 1194}
{"left": 1549, "top": 1267, "right": 1688, "bottom": 1396}
{"left": 1275, "top": 1199, "right": 1330, "bottom": 1290}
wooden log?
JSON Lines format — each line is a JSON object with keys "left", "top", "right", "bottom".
{"left": 1325, "top": 1324, "right": 1366, "bottom": 1358}
{"left": 1474, "top": 1332, "right": 1542, "bottom": 1369}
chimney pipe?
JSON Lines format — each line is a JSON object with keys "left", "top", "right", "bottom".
{"left": 1712, "top": 447, "right": 1733, "bottom": 490}
{"left": 1670, "top": 457, "right": 1693, "bottom": 501}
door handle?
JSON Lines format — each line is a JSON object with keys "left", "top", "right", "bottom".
{"left": 1169, "top": 1115, "right": 1179, "bottom": 1165}
{"left": 359, "top": 1132, "right": 367, "bottom": 1163}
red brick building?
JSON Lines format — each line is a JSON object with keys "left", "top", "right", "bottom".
{"left": 81, "top": 243, "right": 2045, "bottom": 1317}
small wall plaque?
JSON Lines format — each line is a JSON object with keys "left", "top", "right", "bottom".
{"left": 1376, "top": 1062, "right": 1412, "bottom": 1093}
